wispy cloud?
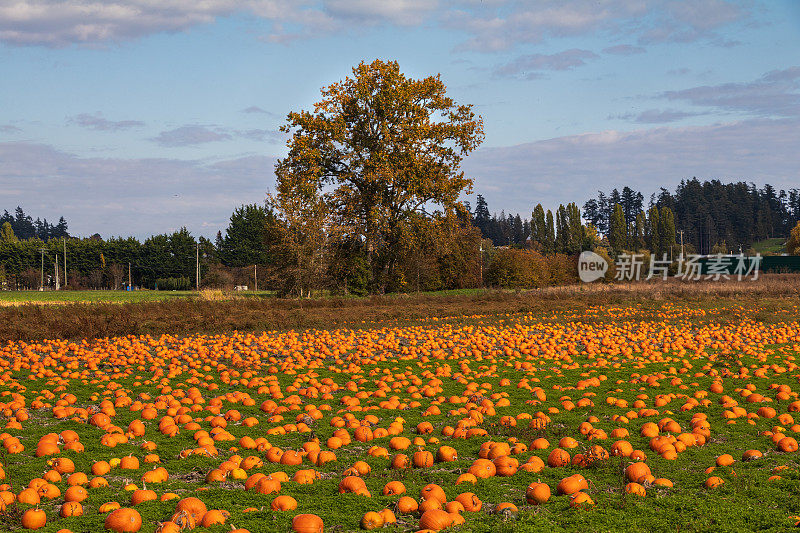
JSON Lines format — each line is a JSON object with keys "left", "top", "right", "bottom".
{"left": 241, "top": 106, "right": 279, "bottom": 118}
{"left": 602, "top": 44, "right": 645, "bottom": 56}
{"left": 612, "top": 108, "right": 704, "bottom": 124}
{"left": 662, "top": 67, "right": 800, "bottom": 117}
{"left": 0, "top": 0, "right": 751, "bottom": 50}
{"left": 0, "top": 124, "right": 22, "bottom": 134}
{"left": 150, "top": 124, "right": 285, "bottom": 147}
{"left": 0, "top": 141, "right": 276, "bottom": 238}
{"left": 4, "top": 116, "right": 796, "bottom": 238}
{"left": 151, "top": 125, "right": 232, "bottom": 147}
{"left": 463, "top": 117, "right": 800, "bottom": 216}
{"left": 68, "top": 112, "right": 145, "bottom": 131}
{"left": 449, "top": 0, "right": 748, "bottom": 53}
{"left": 0, "top": 1, "right": 292, "bottom": 47}
{"left": 494, "top": 49, "right": 599, "bottom": 79}
{"left": 323, "top": 0, "right": 437, "bottom": 26}
{"left": 234, "top": 129, "right": 285, "bottom": 143}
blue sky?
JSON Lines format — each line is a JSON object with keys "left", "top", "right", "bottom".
{"left": 1, "top": 0, "right": 798, "bottom": 239}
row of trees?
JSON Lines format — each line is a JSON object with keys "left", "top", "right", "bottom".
{"left": 583, "top": 181, "right": 800, "bottom": 254}
{"left": 0, "top": 228, "right": 216, "bottom": 291}
{"left": 466, "top": 194, "right": 675, "bottom": 258}
{"left": 1, "top": 207, "right": 69, "bottom": 241}
{"left": 0, "top": 205, "right": 483, "bottom": 294}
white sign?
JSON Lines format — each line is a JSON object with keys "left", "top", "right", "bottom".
{"left": 578, "top": 251, "right": 608, "bottom": 283}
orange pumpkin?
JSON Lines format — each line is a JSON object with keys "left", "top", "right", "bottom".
{"left": 419, "top": 509, "right": 453, "bottom": 531}
{"left": 292, "top": 514, "right": 324, "bottom": 533}
{"left": 271, "top": 495, "right": 298, "bottom": 511}
{"left": 174, "top": 497, "right": 207, "bottom": 523}
{"left": 454, "top": 492, "right": 482, "bottom": 512}
{"left": 525, "top": 482, "right": 551, "bottom": 505}
{"left": 22, "top": 508, "right": 47, "bottom": 529}
{"left": 360, "top": 511, "right": 385, "bottom": 530}
{"left": 104, "top": 508, "right": 143, "bottom": 532}
{"left": 200, "top": 509, "right": 230, "bottom": 527}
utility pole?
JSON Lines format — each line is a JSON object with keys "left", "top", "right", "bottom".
{"left": 128, "top": 262, "right": 132, "bottom": 291}
{"left": 479, "top": 242, "right": 484, "bottom": 287}
{"left": 63, "top": 238, "right": 67, "bottom": 287}
{"left": 39, "top": 247, "right": 46, "bottom": 291}
{"left": 254, "top": 264, "right": 257, "bottom": 291}
{"left": 678, "top": 230, "right": 685, "bottom": 261}
{"left": 196, "top": 242, "right": 200, "bottom": 291}
{"left": 55, "top": 254, "right": 59, "bottom": 290}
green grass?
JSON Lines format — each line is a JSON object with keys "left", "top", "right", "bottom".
{"left": 0, "top": 289, "right": 276, "bottom": 304}
{"left": 751, "top": 238, "right": 786, "bottom": 254}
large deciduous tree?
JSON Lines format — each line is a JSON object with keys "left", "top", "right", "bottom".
{"left": 274, "top": 59, "right": 484, "bottom": 292}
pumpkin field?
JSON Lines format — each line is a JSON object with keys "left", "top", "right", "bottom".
{"left": 1, "top": 299, "right": 800, "bottom": 532}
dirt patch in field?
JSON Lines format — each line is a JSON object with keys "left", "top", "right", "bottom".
{"left": 0, "top": 275, "right": 798, "bottom": 341}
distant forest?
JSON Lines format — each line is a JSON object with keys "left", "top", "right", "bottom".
{"left": 474, "top": 179, "right": 800, "bottom": 254}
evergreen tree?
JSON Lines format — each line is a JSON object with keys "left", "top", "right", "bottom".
{"left": 474, "top": 194, "right": 490, "bottom": 236}
{"left": 608, "top": 204, "right": 627, "bottom": 254}
{"left": 659, "top": 207, "right": 676, "bottom": 258}
{"left": 13, "top": 207, "right": 35, "bottom": 240}
{"left": 620, "top": 186, "right": 644, "bottom": 225}
{"left": 633, "top": 211, "right": 646, "bottom": 250}
{"left": 53, "top": 217, "right": 69, "bottom": 238}
{"left": 219, "top": 204, "right": 280, "bottom": 267}
{"left": 512, "top": 214, "right": 524, "bottom": 246}
{"left": 647, "top": 207, "right": 661, "bottom": 255}
{"left": 556, "top": 204, "right": 570, "bottom": 253}
{"left": 531, "top": 204, "right": 546, "bottom": 248}
{"left": 582, "top": 199, "right": 602, "bottom": 232}
{"left": 0, "top": 222, "right": 17, "bottom": 243}
{"left": 597, "top": 191, "right": 610, "bottom": 234}
{"left": 545, "top": 210, "right": 556, "bottom": 254}
{"left": 566, "top": 202, "right": 584, "bottom": 254}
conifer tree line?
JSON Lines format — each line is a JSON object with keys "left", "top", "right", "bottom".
{"left": 1, "top": 207, "right": 69, "bottom": 241}
{"left": 469, "top": 180, "right": 800, "bottom": 257}
{"left": 1, "top": 177, "right": 799, "bottom": 292}
{"left": 582, "top": 180, "right": 800, "bottom": 255}
{"left": 2, "top": 176, "right": 799, "bottom": 293}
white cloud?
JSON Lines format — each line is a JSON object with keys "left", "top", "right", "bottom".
{"left": 0, "top": 0, "right": 294, "bottom": 47}
{"left": 323, "top": 0, "right": 437, "bottom": 25}
{"left": 0, "top": 124, "right": 23, "bottom": 134}
{"left": 68, "top": 112, "right": 145, "bottom": 131}
{"left": 612, "top": 108, "right": 705, "bottom": 124}
{"left": 602, "top": 44, "right": 646, "bottom": 55}
{"left": 494, "top": 48, "right": 599, "bottom": 79}
{"left": 463, "top": 118, "right": 800, "bottom": 215}
{"left": 662, "top": 67, "right": 800, "bottom": 117}
{"left": 0, "top": 0, "right": 751, "bottom": 49}
{"left": 151, "top": 125, "right": 232, "bottom": 147}
{"left": 0, "top": 141, "right": 276, "bottom": 238}
{"left": 3, "top": 117, "right": 796, "bottom": 238}
{"left": 448, "top": 0, "right": 749, "bottom": 52}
